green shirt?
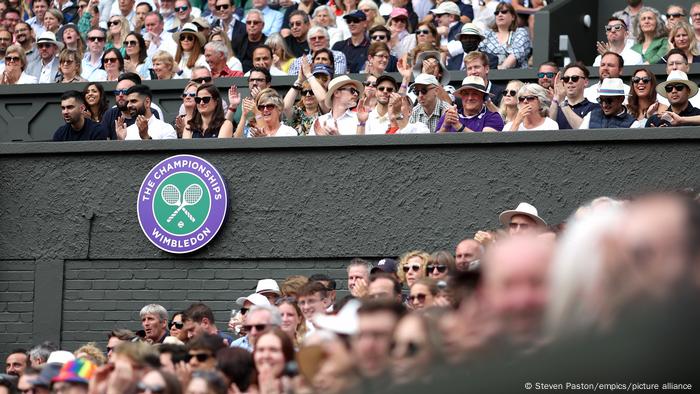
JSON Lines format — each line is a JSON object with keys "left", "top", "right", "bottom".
{"left": 631, "top": 37, "right": 668, "bottom": 65}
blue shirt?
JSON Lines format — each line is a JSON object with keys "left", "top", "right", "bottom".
{"left": 230, "top": 335, "right": 253, "bottom": 352}
{"left": 243, "top": 6, "right": 284, "bottom": 37}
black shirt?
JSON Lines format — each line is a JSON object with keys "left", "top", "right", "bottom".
{"left": 281, "top": 3, "right": 318, "bottom": 29}
{"left": 53, "top": 118, "right": 108, "bottom": 141}
{"left": 239, "top": 34, "right": 268, "bottom": 73}
{"left": 284, "top": 35, "right": 310, "bottom": 58}
{"left": 332, "top": 36, "right": 370, "bottom": 73}
{"left": 556, "top": 98, "right": 597, "bottom": 129}
{"left": 646, "top": 102, "right": 700, "bottom": 127}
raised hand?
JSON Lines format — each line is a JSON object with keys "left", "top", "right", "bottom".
{"left": 397, "top": 55, "right": 413, "bottom": 81}
{"left": 115, "top": 115, "right": 127, "bottom": 140}
{"left": 356, "top": 97, "right": 369, "bottom": 123}
{"left": 596, "top": 41, "right": 611, "bottom": 56}
{"left": 136, "top": 115, "right": 149, "bottom": 139}
{"left": 228, "top": 85, "right": 241, "bottom": 109}
{"left": 300, "top": 54, "right": 312, "bottom": 78}
{"left": 241, "top": 97, "right": 255, "bottom": 117}
{"left": 553, "top": 72, "right": 566, "bottom": 103}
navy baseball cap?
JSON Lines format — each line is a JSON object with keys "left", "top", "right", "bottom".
{"left": 371, "top": 258, "right": 398, "bottom": 274}
{"left": 343, "top": 10, "right": 367, "bottom": 22}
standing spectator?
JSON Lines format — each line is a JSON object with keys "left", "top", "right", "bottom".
{"left": 627, "top": 68, "right": 666, "bottom": 123}
{"left": 437, "top": 76, "right": 505, "bottom": 133}
{"left": 332, "top": 10, "right": 369, "bottom": 74}
{"left": 579, "top": 78, "right": 640, "bottom": 129}
{"left": 123, "top": 32, "right": 152, "bottom": 80}
{"left": 549, "top": 63, "right": 596, "bottom": 130}
{"left": 368, "top": 272, "right": 403, "bottom": 302}
{"left": 283, "top": 10, "right": 310, "bottom": 58}
{"left": 144, "top": 12, "right": 178, "bottom": 58}
{"left": 174, "top": 23, "right": 208, "bottom": 78}
{"left": 53, "top": 90, "right": 108, "bottom": 141}
{"left": 310, "top": 75, "right": 363, "bottom": 135}
{"left": 288, "top": 26, "right": 347, "bottom": 75}
{"left": 204, "top": 41, "right": 243, "bottom": 78}
{"left": 1, "top": 45, "right": 37, "bottom": 84}
{"left": 239, "top": 9, "right": 267, "bottom": 72}
{"left": 536, "top": 62, "right": 558, "bottom": 91}
{"left": 505, "top": 83, "right": 559, "bottom": 131}
{"left": 408, "top": 73, "right": 451, "bottom": 133}
{"left": 498, "top": 80, "right": 525, "bottom": 124}
{"left": 352, "top": 300, "right": 405, "bottom": 379}
{"left": 498, "top": 202, "right": 548, "bottom": 236}
{"left": 666, "top": 20, "right": 700, "bottom": 64}
{"left": 186, "top": 334, "right": 226, "bottom": 370}
{"left": 646, "top": 71, "right": 700, "bottom": 127}
{"left": 50, "top": 359, "right": 95, "bottom": 394}
{"left": 585, "top": 52, "right": 630, "bottom": 104}
{"left": 297, "top": 281, "right": 331, "bottom": 328}
{"left": 612, "top": 0, "right": 646, "bottom": 43}
{"left": 665, "top": 4, "right": 686, "bottom": 30}
{"left": 631, "top": 7, "right": 667, "bottom": 64}
{"left": 56, "top": 49, "right": 87, "bottom": 82}
{"left": 593, "top": 18, "right": 643, "bottom": 67}
{"left": 26, "top": 31, "right": 61, "bottom": 83}
{"left": 137, "top": 304, "right": 171, "bottom": 343}
{"left": 82, "top": 27, "right": 106, "bottom": 81}
{"left": 478, "top": 2, "right": 531, "bottom": 70}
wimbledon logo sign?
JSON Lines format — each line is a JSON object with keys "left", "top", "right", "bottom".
{"left": 137, "top": 155, "right": 227, "bottom": 254}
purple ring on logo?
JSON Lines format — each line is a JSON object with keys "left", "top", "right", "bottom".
{"left": 137, "top": 154, "right": 228, "bottom": 254}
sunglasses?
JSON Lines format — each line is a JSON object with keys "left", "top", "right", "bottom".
{"left": 123, "top": 40, "right": 138, "bottom": 47}
{"left": 215, "top": 4, "right": 230, "bottom": 10}
{"left": 61, "top": 59, "right": 75, "bottom": 65}
{"left": 246, "top": 20, "right": 262, "bottom": 25}
{"left": 257, "top": 103, "right": 276, "bottom": 111}
{"left": 596, "top": 96, "right": 617, "bottom": 105}
{"left": 562, "top": 75, "right": 582, "bottom": 83}
{"left": 290, "top": 21, "right": 305, "bottom": 27}
{"left": 664, "top": 83, "right": 687, "bottom": 93}
{"left": 170, "top": 321, "right": 184, "bottom": 329}
{"left": 427, "top": 264, "right": 447, "bottom": 273}
{"left": 192, "top": 76, "right": 212, "bottom": 83}
{"left": 5, "top": 56, "right": 19, "bottom": 63}
{"left": 240, "top": 307, "right": 249, "bottom": 315}
{"left": 309, "top": 36, "right": 325, "bottom": 41}
{"left": 179, "top": 35, "right": 194, "bottom": 42}
{"left": 377, "top": 86, "right": 394, "bottom": 93}
{"left": 242, "top": 324, "right": 268, "bottom": 332}
{"left": 667, "top": 13, "right": 685, "bottom": 18}
{"left": 370, "top": 34, "right": 387, "bottom": 41}
{"left": 88, "top": 36, "right": 105, "bottom": 42}
{"left": 346, "top": 19, "right": 363, "bottom": 25}
{"left": 136, "top": 382, "right": 165, "bottom": 394}
{"left": 113, "top": 89, "right": 128, "bottom": 96}
{"left": 363, "top": 80, "right": 376, "bottom": 87}
{"left": 518, "top": 95, "right": 538, "bottom": 103}
{"left": 414, "top": 87, "right": 434, "bottom": 96}
{"left": 408, "top": 293, "right": 427, "bottom": 303}
{"left": 339, "top": 87, "right": 359, "bottom": 95}
{"left": 38, "top": 43, "right": 54, "bottom": 49}
{"left": 605, "top": 24, "right": 625, "bottom": 32}
{"left": 503, "top": 89, "right": 517, "bottom": 97}
{"left": 402, "top": 264, "right": 421, "bottom": 273}
{"left": 107, "top": 20, "right": 121, "bottom": 27}
{"left": 537, "top": 72, "right": 555, "bottom": 79}
{"left": 194, "top": 96, "right": 213, "bottom": 104}
{"left": 301, "top": 89, "right": 314, "bottom": 96}
{"left": 182, "top": 92, "right": 196, "bottom": 98}
{"left": 494, "top": 9, "right": 510, "bottom": 16}
{"left": 104, "top": 57, "right": 119, "bottom": 64}
{"left": 185, "top": 353, "right": 212, "bottom": 363}
{"left": 415, "top": 29, "right": 431, "bottom": 36}
{"left": 175, "top": 5, "right": 189, "bottom": 12}
{"left": 631, "top": 76, "right": 651, "bottom": 84}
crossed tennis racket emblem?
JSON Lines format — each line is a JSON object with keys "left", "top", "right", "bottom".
{"left": 160, "top": 183, "right": 204, "bottom": 223}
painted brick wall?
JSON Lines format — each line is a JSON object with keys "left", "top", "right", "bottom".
{"left": 0, "top": 260, "right": 34, "bottom": 357}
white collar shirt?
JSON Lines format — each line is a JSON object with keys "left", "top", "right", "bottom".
{"left": 125, "top": 115, "right": 177, "bottom": 140}
{"left": 310, "top": 110, "right": 358, "bottom": 136}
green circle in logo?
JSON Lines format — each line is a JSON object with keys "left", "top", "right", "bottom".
{"left": 153, "top": 172, "right": 211, "bottom": 236}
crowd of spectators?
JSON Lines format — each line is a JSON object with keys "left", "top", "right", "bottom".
{"left": 0, "top": 0, "right": 675, "bottom": 140}
{"left": 2, "top": 190, "right": 700, "bottom": 393}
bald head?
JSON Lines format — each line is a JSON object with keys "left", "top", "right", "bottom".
{"left": 482, "top": 236, "right": 553, "bottom": 345}
{"left": 455, "top": 239, "right": 483, "bottom": 271}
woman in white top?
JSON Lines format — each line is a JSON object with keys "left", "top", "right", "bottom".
{"left": 173, "top": 23, "right": 208, "bottom": 79}
{"left": 312, "top": 6, "right": 343, "bottom": 47}
{"left": 505, "top": 83, "right": 559, "bottom": 131}
{"left": 235, "top": 88, "right": 297, "bottom": 138}
{"left": 1, "top": 45, "right": 37, "bottom": 84}
{"left": 123, "top": 32, "right": 153, "bottom": 80}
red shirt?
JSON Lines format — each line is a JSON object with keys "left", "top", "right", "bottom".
{"left": 215, "top": 66, "right": 243, "bottom": 78}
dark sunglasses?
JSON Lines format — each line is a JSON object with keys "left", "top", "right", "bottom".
{"left": 136, "top": 382, "right": 165, "bottom": 394}
{"left": 518, "top": 95, "right": 538, "bottom": 103}
{"left": 363, "top": 80, "right": 376, "bottom": 87}
{"left": 503, "top": 89, "right": 517, "bottom": 97}
{"left": 242, "top": 324, "right": 268, "bottom": 332}
{"left": 290, "top": 21, "right": 305, "bottom": 27}
{"left": 179, "top": 34, "right": 194, "bottom": 42}
{"left": 38, "top": 43, "right": 54, "bottom": 49}
{"left": 377, "top": 86, "right": 395, "bottom": 93}
{"left": 494, "top": 9, "right": 509, "bottom": 16}
{"left": 402, "top": 264, "right": 421, "bottom": 273}
{"left": 192, "top": 76, "right": 212, "bottom": 83}
{"left": 113, "top": 89, "right": 128, "bottom": 96}
{"left": 194, "top": 96, "right": 213, "bottom": 104}
{"left": 170, "top": 321, "right": 184, "bottom": 329}
{"left": 390, "top": 341, "right": 421, "bottom": 357}
{"left": 414, "top": 87, "right": 433, "bottom": 96}
{"left": 181, "top": 92, "right": 196, "bottom": 98}
{"left": 257, "top": 103, "right": 276, "bottom": 111}
{"left": 370, "top": 34, "right": 387, "bottom": 41}
{"left": 427, "top": 264, "right": 447, "bottom": 273}
{"left": 5, "top": 56, "right": 20, "bottom": 63}
{"left": 123, "top": 40, "right": 138, "bottom": 47}
{"left": 346, "top": 19, "right": 362, "bottom": 25}
{"left": 537, "top": 72, "right": 555, "bottom": 79}
{"left": 104, "top": 57, "right": 119, "bottom": 64}
{"left": 339, "top": 87, "right": 359, "bottom": 95}
{"left": 88, "top": 36, "right": 106, "bottom": 42}
{"left": 301, "top": 89, "right": 314, "bottom": 96}
{"left": 185, "top": 353, "right": 212, "bottom": 362}
{"left": 665, "top": 83, "right": 687, "bottom": 93}
{"left": 215, "top": 4, "right": 230, "bottom": 10}
{"left": 667, "top": 13, "right": 685, "bottom": 18}
{"left": 415, "top": 29, "right": 431, "bottom": 36}
{"left": 597, "top": 96, "right": 617, "bottom": 105}
{"left": 175, "top": 5, "right": 189, "bottom": 12}
{"left": 240, "top": 307, "right": 249, "bottom": 315}
{"left": 631, "top": 76, "right": 651, "bottom": 84}
{"left": 562, "top": 75, "right": 582, "bottom": 83}
{"left": 408, "top": 293, "right": 427, "bottom": 303}
{"left": 246, "top": 20, "right": 262, "bottom": 25}
{"left": 107, "top": 20, "right": 121, "bottom": 27}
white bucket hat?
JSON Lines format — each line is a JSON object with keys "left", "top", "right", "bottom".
{"left": 499, "top": 202, "right": 547, "bottom": 227}
{"left": 255, "top": 279, "right": 281, "bottom": 295}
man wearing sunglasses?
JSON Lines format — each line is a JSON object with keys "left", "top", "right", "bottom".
{"left": 408, "top": 73, "right": 451, "bottom": 133}
{"left": 280, "top": 0, "right": 317, "bottom": 38}
{"left": 646, "top": 71, "right": 700, "bottom": 127}
{"left": 549, "top": 63, "right": 596, "bottom": 130}
{"left": 186, "top": 333, "right": 226, "bottom": 370}
{"left": 25, "top": 31, "right": 60, "bottom": 83}
{"left": 81, "top": 27, "right": 106, "bottom": 81}
{"left": 211, "top": 0, "right": 245, "bottom": 52}
{"left": 592, "top": 18, "right": 642, "bottom": 67}
{"left": 332, "top": 10, "right": 370, "bottom": 74}
{"left": 612, "top": 0, "right": 645, "bottom": 42}
{"left": 364, "top": 75, "right": 402, "bottom": 134}
{"left": 116, "top": 85, "right": 177, "bottom": 140}
{"left": 243, "top": 0, "right": 283, "bottom": 37}
{"left": 283, "top": 10, "right": 311, "bottom": 58}
{"left": 231, "top": 305, "right": 281, "bottom": 352}
{"left": 430, "top": 1, "right": 464, "bottom": 67}
{"left": 238, "top": 9, "right": 267, "bottom": 72}
{"left": 579, "top": 78, "right": 639, "bottom": 129}
{"left": 311, "top": 75, "right": 364, "bottom": 135}
{"left": 536, "top": 62, "right": 558, "bottom": 91}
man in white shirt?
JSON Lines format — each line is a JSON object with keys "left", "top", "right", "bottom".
{"left": 311, "top": 75, "right": 364, "bottom": 135}
{"left": 592, "top": 17, "right": 643, "bottom": 67}
{"left": 584, "top": 52, "right": 630, "bottom": 104}
{"left": 25, "top": 31, "right": 61, "bottom": 83}
{"left": 364, "top": 75, "right": 398, "bottom": 134}
{"left": 145, "top": 12, "right": 177, "bottom": 57}
{"left": 117, "top": 85, "right": 177, "bottom": 140}
{"left": 82, "top": 27, "right": 106, "bottom": 81}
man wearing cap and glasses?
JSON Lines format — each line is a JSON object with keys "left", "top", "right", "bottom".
{"left": 592, "top": 18, "right": 642, "bottom": 67}
{"left": 646, "top": 70, "right": 700, "bottom": 127}
{"left": 437, "top": 75, "right": 504, "bottom": 132}
{"left": 26, "top": 31, "right": 60, "bottom": 83}
{"left": 409, "top": 73, "right": 451, "bottom": 133}
{"left": 579, "top": 78, "right": 640, "bottom": 129}
{"left": 431, "top": 1, "right": 463, "bottom": 63}
{"left": 311, "top": 75, "right": 364, "bottom": 135}
{"left": 332, "top": 10, "right": 370, "bottom": 73}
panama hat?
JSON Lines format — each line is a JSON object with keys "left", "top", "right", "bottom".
{"left": 458, "top": 23, "right": 484, "bottom": 39}
{"left": 657, "top": 70, "right": 698, "bottom": 99}
{"left": 412, "top": 51, "right": 450, "bottom": 86}
{"left": 173, "top": 23, "right": 206, "bottom": 48}
{"left": 498, "top": 202, "right": 547, "bottom": 227}
{"left": 597, "top": 78, "right": 627, "bottom": 97}
{"left": 36, "top": 31, "right": 63, "bottom": 50}
{"left": 255, "top": 279, "right": 281, "bottom": 295}
{"left": 325, "top": 75, "right": 364, "bottom": 107}
{"left": 454, "top": 76, "right": 490, "bottom": 97}
{"left": 235, "top": 292, "right": 271, "bottom": 307}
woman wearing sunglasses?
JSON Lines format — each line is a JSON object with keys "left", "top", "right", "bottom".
{"left": 100, "top": 48, "right": 124, "bottom": 81}
{"left": 123, "top": 32, "right": 153, "bottom": 80}
{"left": 478, "top": 2, "right": 531, "bottom": 69}
{"left": 174, "top": 23, "right": 208, "bottom": 79}
{"left": 397, "top": 250, "right": 430, "bottom": 290}
{"left": 174, "top": 82, "right": 198, "bottom": 138}
{"left": 396, "top": 21, "right": 437, "bottom": 60}
{"left": 627, "top": 68, "right": 667, "bottom": 122}
{"left": 408, "top": 278, "right": 437, "bottom": 310}
{"left": 168, "top": 311, "right": 188, "bottom": 342}
{"left": 363, "top": 41, "right": 393, "bottom": 77}
{"left": 284, "top": 77, "right": 323, "bottom": 136}
{"left": 0, "top": 45, "right": 37, "bottom": 84}
{"left": 184, "top": 83, "right": 233, "bottom": 138}
{"left": 426, "top": 251, "right": 455, "bottom": 280}
{"left": 505, "top": 83, "right": 559, "bottom": 131}
{"left": 236, "top": 88, "right": 297, "bottom": 138}
{"left": 136, "top": 369, "right": 182, "bottom": 394}
{"left": 497, "top": 80, "right": 524, "bottom": 123}
{"left": 106, "top": 15, "right": 129, "bottom": 53}
{"left": 391, "top": 312, "right": 441, "bottom": 385}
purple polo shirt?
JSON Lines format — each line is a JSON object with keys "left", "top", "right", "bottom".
{"left": 436, "top": 105, "right": 504, "bottom": 132}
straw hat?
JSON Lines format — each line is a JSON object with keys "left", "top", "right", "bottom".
{"left": 324, "top": 75, "right": 364, "bottom": 107}
{"left": 498, "top": 202, "right": 547, "bottom": 227}
{"left": 173, "top": 23, "right": 206, "bottom": 48}
{"left": 657, "top": 70, "right": 699, "bottom": 99}
{"left": 454, "top": 76, "right": 490, "bottom": 97}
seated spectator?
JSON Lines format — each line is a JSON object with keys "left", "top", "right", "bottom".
{"left": 83, "top": 82, "right": 108, "bottom": 123}
{"left": 352, "top": 299, "right": 406, "bottom": 379}
{"left": 549, "top": 63, "right": 596, "bottom": 130}
{"left": 283, "top": 63, "right": 324, "bottom": 136}
{"left": 627, "top": 68, "right": 667, "bottom": 123}
{"left": 73, "top": 343, "right": 107, "bottom": 366}
{"left": 310, "top": 75, "right": 363, "bottom": 136}
{"left": 368, "top": 24, "right": 391, "bottom": 49}
{"left": 390, "top": 312, "right": 441, "bottom": 385}
{"left": 396, "top": 19, "right": 438, "bottom": 63}
{"left": 59, "top": 24, "right": 85, "bottom": 58}
{"left": 185, "top": 370, "right": 227, "bottom": 393}
{"left": 454, "top": 238, "right": 484, "bottom": 272}
{"left": 275, "top": 297, "right": 306, "bottom": 346}
{"left": 144, "top": 12, "right": 177, "bottom": 58}
{"left": 207, "top": 31, "right": 243, "bottom": 73}
{"left": 14, "top": 22, "right": 38, "bottom": 66}
{"left": 182, "top": 303, "right": 235, "bottom": 346}
{"left": 536, "top": 62, "right": 558, "bottom": 91}
{"left": 239, "top": 9, "right": 268, "bottom": 73}
{"left": 123, "top": 32, "right": 152, "bottom": 80}
{"left": 82, "top": 27, "right": 107, "bottom": 82}
{"left": 99, "top": 48, "right": 124, "bottom": 82}
{"left": 332, "top": 10, "right": 370, "bottom": 74}
{"left": 497, "top": 202, "right": 547, "bottom": 236}
{"left": 288, "top": 26, "right": 347, "bottom": 75}
{"left": 167, "top": 312, "right": 189, "bottom": 343}
{"left": 53, "top": 90, "right": 108, "bottom": 141}
{"left": 665, "top": 4, "right": 687, "bottom": 30}
{"left": 584, "top": 52, "right": 629, "bottom": 104}
{"left": 408, "top": 73, "right": 451, "bottom": 133}
{"left": 283, "top": 10, "right": 310, "bottom": 58}
{"left": 579, "top": 78, "right": 641, "bottom": 129}
{"left": 250, "top": 328, "right": 295, "bottom": 392}
{"left": 646, "top": 71, "right": 700, "bottom": 127}
{"left": 498, "top": 79, "right": 525, "bottom": 124}
{"left": 593, "top": 18, "right": 643, "bottom": 67}
{"left": 245, "top": 0, "right": 283, "bottom": 37}
{"left": 512, "top": 0, "right": 545, "bottom": 39}
{"left": 204, "top": 41, "right": 242, "bottom": 79}
{"left": 448, "top": 23, "right": 497, "bottom": 70}
{"left": 505, "top": 83, "right": 559, "bottom": 131}
{"left": 1, "top": 45, "right": 37, "bottom": 84}
{"left": 216, "top": 348, "right": 255, "bottom": 393}
{"left": 397, "top": 250, "right": 429, "bottom": 290}
{"left": 431, "top": 1, "right": 463, "bottom": 60}
{"left": 43, "top": 8, "right": 63, "bottom": 35}
{"left": 387, "top": 8, "right": 411, "bottom": 59}
{"left": 297, "top": 281, "right": 331, "bottom": 328}
{"left": 311, "top": 6, "right": 343, "bottom": 46}
{"left": 410, "top": 50, "right": 452, "bottom": 105}
{"left": 184, "top": 83, "right": 233, "bottom": 138}
{"left": 26, "top": 31, "right": 61, "bottom": 83}
{"left": 235, "top": 88, "right": 297, "bottom": 137}
{"left": 115, "top": 85, "right": 177, "bottom": 140}
{"left": 690, "top": 2, "right": 700, "bottom": 48}
{"left": 187, "top": 334, "right": 226, "bottom": 371}
{"left": 175, "top": 82, "right": 197, "bottom": 137}
{"left": 464, "top": 51, "right": 505, "bottom": 108}
{"left": 665, "top": 20, "right": 700, "bottom": 64}
{"left": 437, "top": 76, "right": 505, "bottom": 133}
{"left": 105, "top": 15, "right": 128, "bottom": 53}
{"left": 173, "top": 23, "right": 208, "bottom": 79}
{"left": 247, "top": 45, "right": 286, "bottom": 76}
{"left": 50, "top": 359, "right": 95, "bottom": 394}
{"left": 151, "top": 50, "right": 179, "bottom": 80}
{"left": 426, "top": 251, "right": 455, "bottom": 281}
{"left": 478, "top": 2, "right": 531, "bottom": 70}
{"left": 368, "top": 271, "right": 403, "bottom": 303}
{"left": 363, "top": 41, "right": 391, "bottom": 77}
{"left": 265, "top": 34, "right": 296, "bottom": 74}
{"left": 630, "top": 7, "right": 667, "bottom": 64}
{"left": 408, "top": 278, "right": 437, "bottom": 310}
